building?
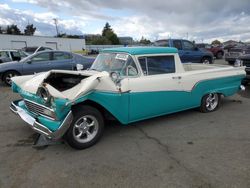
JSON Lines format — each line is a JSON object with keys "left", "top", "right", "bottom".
{"left": 0, "top": 34, "right": 86, "bottom": 51}
{"left": 118, "top": 37, "right": 133, "bottom": 45}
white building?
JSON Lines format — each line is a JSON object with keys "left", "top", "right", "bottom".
{"left": 0, "top": 34, "right": 86, "bottom": 51}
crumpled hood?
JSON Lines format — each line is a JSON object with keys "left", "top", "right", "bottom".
{"left": 11, "top": 70, "right": 111, "bottom": 101}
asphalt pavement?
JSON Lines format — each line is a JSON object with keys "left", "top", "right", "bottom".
{"left": 0, "top": 59, "right": 249, "bottom": 188}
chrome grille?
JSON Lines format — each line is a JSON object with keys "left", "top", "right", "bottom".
{"left": 24, "top": 99, "right": 56, "bottom": 120}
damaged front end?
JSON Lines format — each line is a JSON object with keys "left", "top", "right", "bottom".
{"left": 10, "top": 70, "right": 112, "bottom": 139}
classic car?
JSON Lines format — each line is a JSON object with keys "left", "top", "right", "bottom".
{"left": 0, "top": 50, "right": 94, "bottom": 86}
{"left": 10, "top": 47, "right": 246, "bottom": 149}
{"left": 154, "top": 39, "right": 214, "bottom": 64}
{"left": 0, "top": 49, "right": 28, "bottom": 63}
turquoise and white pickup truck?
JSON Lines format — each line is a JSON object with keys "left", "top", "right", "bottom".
{"left": 10, "top": 47, "right": 246, "bottom": 149}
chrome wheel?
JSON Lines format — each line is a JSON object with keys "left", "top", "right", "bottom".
{"left": 205, "top": 93, "right": 219, "bottom": 111}
{"left": 73, "top": 115, "right": 99, "bottom": 143}
{"left": 5, "top": 72, "right": 17, "bottom": 85}
{"left": 202, "top": 59, "right": 210, "bottom": 64}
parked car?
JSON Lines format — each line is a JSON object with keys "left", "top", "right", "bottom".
{"left": 10, "top": 47, "right": 245, "bottom": 149}
{"left": 154, "top": 39, "right": 214, "bottom": 64}
{"left": 0, "top": 50, "right": 28, "bottom": 63}
{"left": 22, "top": 46, "right": 53, "bottom": 55}
{"left": 0, "top": 50, "right": 94, "bottom": 86}
{"left": 237, "top": 54, "right": 250, "bottom": 85}
{"left": 225, "top": 46, "right": 250, "bottom": 65}
{"left": 196, "top": 43, "right": 224, "bottom": 59}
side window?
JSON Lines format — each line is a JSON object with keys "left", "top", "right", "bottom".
{"left": 0, "top": 52, "right": 8, "bottom": 58}
{"left": 138, "top": 56, "right": 175, "bottom": 75}
{"left": 173, "top": 40, "right": 182, "bottom": 50}
{"left": 31, "top": 52, "right": 50, "bottom": 62}
{"left": 53, "top": 52, "right": 72, "bottom": 60}
{"left": 124, "top": 56, "right": 138, "bottom": 76}
{"left": 11, "top": 52, "right": 22, "bottom": 61}
{"left": 183, "top": 41, "right": 195, "bottom": 50}
{"left": 154, "top": 40, "right": 169, "bottom": 47}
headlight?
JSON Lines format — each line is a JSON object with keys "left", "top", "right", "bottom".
{"left": 37, "top": 86, "right": 51, "bottom": 104}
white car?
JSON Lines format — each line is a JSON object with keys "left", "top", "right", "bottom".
{"left": 0, "top": 50, "right": 28, "bottom": 63}
{"left": 10, "top": 47, "right": 246, "bottom": 149}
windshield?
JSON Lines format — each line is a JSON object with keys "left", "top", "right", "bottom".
{"left": 90, "top": 53, "right": 137, "bottom": 76}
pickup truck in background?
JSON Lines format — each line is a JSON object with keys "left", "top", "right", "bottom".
{"left": 225, "top": 46, "right": 250, "bottom": 65}
{"left": 0, "top": 50, "right": 28, "bottom": 63}
{"left": 238, "top": 54, "right": 250, "bottom": 85}
{"left": 196, "top": 43, "right": 224, "bottom": 59}
{"left": 10, "top": 47, "right": 245, "bottom": 149}
{"left": 154, "top": 39, "right": 214, "bottom": 64}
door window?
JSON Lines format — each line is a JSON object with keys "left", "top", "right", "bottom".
{"left": 183, "top": 40, "right": 195, "bottom": 50}
{"left": 173, "top": 40, "right": 182, "bottom": 50}
{"left": 31, "top": 52, "right": 50, "bottom": 62}
{"left": 138, "top": 56, "right": 175, "bottom": 75}
{"left": 53, "top": 52, "right": 72, "bottom": 60}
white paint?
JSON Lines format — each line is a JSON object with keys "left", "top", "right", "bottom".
{"left": 0, "top": 34, "right": 86, "bottom": 51}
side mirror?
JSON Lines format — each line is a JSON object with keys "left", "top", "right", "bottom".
{"left": 26, "top": 60, "right": 32, "bottom": 64}
{"left": 110, "top": 72, "right": 121, "bottom": 85}
{"left": 76, "top": 64, "right": 84, "bottom": 70}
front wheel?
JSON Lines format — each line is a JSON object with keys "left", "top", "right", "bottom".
{"left": 201, "top": 57, "right": 212, "bottom": 64}
{"left": 65, "top": 105, "right": 104, "bottom": 149}
{"left": 200, "top": 93, "right": 221, "bottom": 113}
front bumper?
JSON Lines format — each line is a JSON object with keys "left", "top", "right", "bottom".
{"left": 10, "top": 100, "right": 73, "bottom": 139}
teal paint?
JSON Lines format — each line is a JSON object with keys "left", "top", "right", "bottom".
{"left": 101, "top": 47, "right": 178, "bottom": 55}
{"left": 12, "top": 74, "right": 244, "bottom": 131}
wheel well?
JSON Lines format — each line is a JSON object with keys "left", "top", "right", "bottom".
{"left": 71, "top": 100, "right": 117, "bottom": 121}
{"left": 1, "top": 70, "right": 21, "bottom": 80}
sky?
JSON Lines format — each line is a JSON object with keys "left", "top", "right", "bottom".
{"left": 0, "top": 0, "right": 250, "bottom": 43}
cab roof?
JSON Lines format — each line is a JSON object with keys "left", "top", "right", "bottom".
{"left": 101, "top": 47, "right": 178, "bottom": 55}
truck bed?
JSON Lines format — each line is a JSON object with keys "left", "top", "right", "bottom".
{"left": 183, "top": 63, "right": 231, "bottom": 72}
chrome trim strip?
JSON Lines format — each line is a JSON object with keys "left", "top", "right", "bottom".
{"left": 24, "top": 99, "right": 55, "bottom": 112}
{"left": 10, "top": 100, "right": 72, "bottom": 140}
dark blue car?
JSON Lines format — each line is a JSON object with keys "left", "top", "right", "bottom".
{"left": 154, "top": 39, "right": 214, "bottom": 64}
{"left": 0, "top": 50, "right": 94, "bottom": 86}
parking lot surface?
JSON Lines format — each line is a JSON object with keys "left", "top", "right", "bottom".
{"left": 0, "top": 60, "right": 249, "bottom": 188}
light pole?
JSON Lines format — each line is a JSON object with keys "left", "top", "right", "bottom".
{"left": 53, "top": 18, "right": 59, "bottom": 36}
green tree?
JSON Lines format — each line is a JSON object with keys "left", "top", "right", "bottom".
{"left": 139, "top": 36, "right": 151, "bottom": 45}
{"left": 24, "top": 24, "right": 36, "bottom": 35}
{"left": 6, "top": 24, "right": 21, "bottom": 35}
{"left": 0, "top": 27, "right": 2, "bottom": 34}
{"left": 91, "top": 36, "right": 112, "bottom": 45}
{"left": 211, "top": 40, "right": 222, "bottom": 46}
{"left": 102, "top": 22, "right": 120, "bottom": 45}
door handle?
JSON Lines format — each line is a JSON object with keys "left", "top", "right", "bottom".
{"left": 172, "top": 76, "right": 182, "bottom": 80}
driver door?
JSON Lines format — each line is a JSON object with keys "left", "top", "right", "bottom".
{"left": 127, "top": 55, "right": 184, "bottom": 122}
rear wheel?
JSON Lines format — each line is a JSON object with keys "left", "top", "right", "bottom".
{"left": 65, "top": 105, "right": 104, "bottom": 149}
{"left": 200, "top": 93, "right": 221, "bottom": 113}
{"left": 2, "top": 71, "right": 20, "bottom": 86}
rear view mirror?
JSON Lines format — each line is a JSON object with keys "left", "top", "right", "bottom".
{"left": 76, "top": 64, "right": 84, "bottom": 70}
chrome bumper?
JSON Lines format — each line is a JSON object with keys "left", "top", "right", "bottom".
{"left": 10, "top": 100, "right": 73, "bottom": 140}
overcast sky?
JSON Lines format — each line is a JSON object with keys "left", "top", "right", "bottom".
{"left": 0, "top": 0, "right": 250, "bottom": 43}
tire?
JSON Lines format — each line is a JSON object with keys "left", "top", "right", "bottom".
{"left": 201, "top": 57, "right": 212, "bottom": 64}
{"left": 228, "top": 61, "right": 234, "bottom": 65}
{"left": 65, "top": 105, "right": 104, "bottom": 150}
{"left": 216, "top": 51, "right": 223, "bottom": 59}
{"left": 2, "top": 71, "right": 20, "bottom": 86}
{"left": 200, "top": 93, "right": 221, "bottom": 113}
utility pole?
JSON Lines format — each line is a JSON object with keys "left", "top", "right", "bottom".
{"left": 53, "top": 18, "right": 59, "bottom": 36}
{"left": 186, "top": 32, "right": 189, "bottom": 40}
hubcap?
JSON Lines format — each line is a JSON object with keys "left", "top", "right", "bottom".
{"left": 202, "top": 59, "right": 210, "bottom": 64}
{"left": 206, "top": 93, "right": 218, "bottom": 111}
{"left": 5, "top": 73, "right": 16, "bottom": 85}
{"left": 73, "top": 115, "right": 99, "bottom": 143}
